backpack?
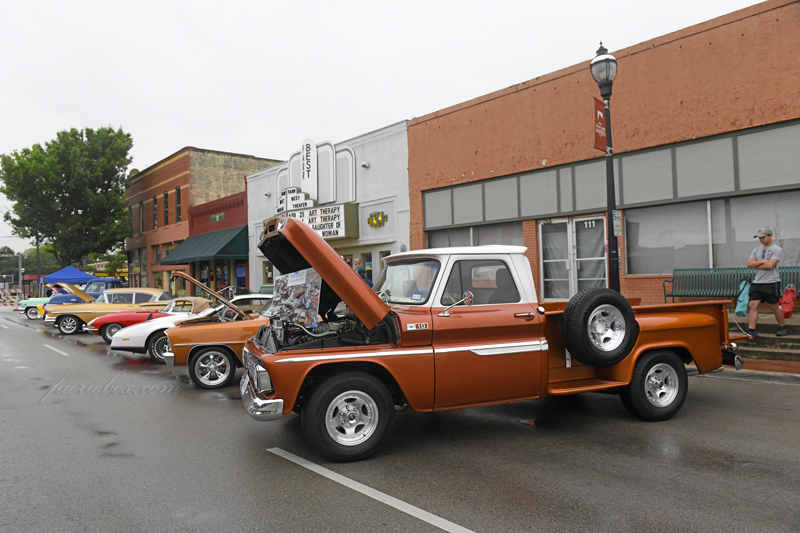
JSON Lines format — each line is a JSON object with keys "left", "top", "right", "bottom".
{"left": 780, "top": 284, "right": 797, "bottom": 319}
{"left": 735, "top": 278, "right": 750, "bottom": 317}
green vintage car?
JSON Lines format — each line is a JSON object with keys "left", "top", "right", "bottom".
{"left": 18, "top": 283, "right": 83, "bottom": 319}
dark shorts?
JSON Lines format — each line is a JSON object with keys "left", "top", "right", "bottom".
{"left": 749, "top": 282, "right": 781, "bottom": 305}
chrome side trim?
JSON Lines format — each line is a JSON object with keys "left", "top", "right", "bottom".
{"left": 174, "top": 341, "right": 245, "bottom": 347}
{"left": 276, "top": 348, "right": 434, "bottom": 364}
{"left": 436, "top": 340, "right": 548, "bottom": 356}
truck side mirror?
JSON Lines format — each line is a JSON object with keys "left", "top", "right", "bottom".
{"left": 438, "top": 291, "right": 474, "bottom": 317}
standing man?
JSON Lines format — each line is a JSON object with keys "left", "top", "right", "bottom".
{"left": 747, "top": 227, "right": 788, "bottom": 337}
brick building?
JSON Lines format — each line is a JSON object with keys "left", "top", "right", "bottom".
{"left": 408, "top": 0, "right": 800, "bottom": 304}
{"left": 161, "top": 190, "right": 250, "bottom": 294}
{"left": 125, "top": 147, "right": 279, "bottom": 294}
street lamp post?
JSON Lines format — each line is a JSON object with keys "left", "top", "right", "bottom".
{"left": 591, "top": 42, "right": 621, "bottom": 293}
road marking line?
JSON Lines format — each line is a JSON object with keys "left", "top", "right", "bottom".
{"left": 0, "top": 324, "right": 9, "bottom": 329}
{"left": 268, "top": 447, "right": 475, "bottom": 533}
{"left": 43, "top": 344, "right": 69, "bottom": 356}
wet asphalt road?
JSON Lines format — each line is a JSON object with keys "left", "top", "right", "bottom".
{"left": 1, "top": 309, "right": 799, "bottom": 533}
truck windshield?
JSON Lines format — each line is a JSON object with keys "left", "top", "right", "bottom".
{"left": 372, "top": 259, "right": 440, "bottom": 305}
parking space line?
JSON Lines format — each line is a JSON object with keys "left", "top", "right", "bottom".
{"left": 268, "top": 448, "right": 475, "bottom": 533}
{"left": 43, "top": 344, "right": 69, "bottom": 356}
{"left": 0, "top": 324, "right": 9, "bottom": 329}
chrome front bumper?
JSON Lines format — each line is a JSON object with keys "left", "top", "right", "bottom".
{"left": 162, "top": 351, "right": 175, "bottom": 365}
{"left": 240, "top": 371, "right": 283, "bottom": 421}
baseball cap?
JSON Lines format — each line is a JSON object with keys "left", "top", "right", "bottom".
{"left": 754, "top": 226, "right": 773, "bottom": 238}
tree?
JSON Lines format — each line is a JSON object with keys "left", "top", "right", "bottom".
{"left": 0, "top": 127, "right": 133, "bottom": 267}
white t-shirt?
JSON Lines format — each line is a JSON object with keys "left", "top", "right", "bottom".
{"left": 750, "top": 243, "right": 782, "bottom": 284}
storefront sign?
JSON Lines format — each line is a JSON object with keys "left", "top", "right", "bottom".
{"left": 300, "top": 139, "right": 317, "bottom": 200}
{"left": 283, "top": 203, "right": 359, "bottom": 240}
{"left": 367, "top": 211, "right": 388, "bottom": 228}
{"left": 276, "top": 187, "right": 314, "bottom": 214}
{"left": 593, "top": 97, "right": 606, "bottom": 152}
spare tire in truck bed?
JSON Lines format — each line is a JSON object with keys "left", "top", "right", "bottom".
{"left": 561, "top": 288, "right": 637, "bottom": 367}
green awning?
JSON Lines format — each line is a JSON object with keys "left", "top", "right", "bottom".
{"left": 161, "top": 226, "right": 248, "bottom": 265}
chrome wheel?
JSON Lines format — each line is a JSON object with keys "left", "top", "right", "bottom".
{"left": 58, "top": 316, "right": 79, "bottom": 335}
{"left": 25, "top": 307, "right": 38, "bottom": 320}
{"left": 102, "top": 323, "right": 123, "bottom": 344}
{"left": 644, "top": 363, "right": 680, "bottom": 408}
{"left": 150, "top": 336, "right": 169, "bottom": 361}
{"left": 587, "top": 304, "right": 626, "bottom": 352}
{"left": 325, "top": 390, "right": 380, "bottom": 447}
{"left": 194, "top": 350, "right": 233, "bottom": 387}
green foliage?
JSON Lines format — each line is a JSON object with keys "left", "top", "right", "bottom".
{"left": 0, "top": 246, "right": 62, "bottom": 279}
{"left": 0, "top": 127, "right": 133, "bottom": 267}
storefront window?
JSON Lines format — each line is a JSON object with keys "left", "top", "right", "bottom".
{"left": 711, "top": 191, "right": 800, "bottom": 268}
{"left": 625, "top": 190, "right": 800, "bottom": 275}
{"left": 235, "top": 260, "right": 247, "bottom": 291}
{"left": 625, "top": 202, "right": 709, "bottom": 275}
{"left": 427, "top": 221, "right": 523, "bottom": 248}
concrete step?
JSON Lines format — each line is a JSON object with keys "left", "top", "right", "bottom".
{"left": 740, "top": 334, "right": 800, "bottom": 351}
{"left": 734, "top": 345, "right": 800, "bottom": 362}
{"left": 729, "top": 322, "right": 799, "bottom": 335}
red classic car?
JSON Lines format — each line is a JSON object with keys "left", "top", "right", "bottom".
{"left": 85, "top": 297, "right": 212, "bottom": 344}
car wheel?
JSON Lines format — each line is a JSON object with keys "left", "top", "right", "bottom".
{"left": 57, "top": 316, "right": 82, "bottom": 335}
{"left": 301, "top": 372, "right": 395, "bottom": 462}
{"left": 25, "top": 307, "right": 39, "bottom": 320}
{"left": 188, "top": 347, "right": 237, "bottom": 389}
{"left": 147, "top": 331, "right": 170, "bottom": 364}
{"left": 561, "top": 288, "right": 637, "bottom": 367}
{"left": 101, "top": 323, "right": 124, "bottom": 344}
{"left": 620, "top": 350, "right": 688, "bottom": 421}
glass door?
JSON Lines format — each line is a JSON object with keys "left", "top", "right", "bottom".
{"left": 574, "top": 216, "right": 607, "bottom": 292}
{"left": 539, "top": 216, "right": 607, "bottom": 299}
{"left": 540, "top": 220, "right": 571, "bottom": 299}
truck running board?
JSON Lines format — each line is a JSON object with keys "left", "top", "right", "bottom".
{"left": 547, "top": 378, "right": 627, "bottom": 395}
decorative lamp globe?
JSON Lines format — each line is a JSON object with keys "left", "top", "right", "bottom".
{"left": 590, "top": 43, "right": 617, "bottom": 98}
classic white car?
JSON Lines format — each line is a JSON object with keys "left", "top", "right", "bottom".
{"left": 110, "top": 293, "right": 271, "bottom": 364}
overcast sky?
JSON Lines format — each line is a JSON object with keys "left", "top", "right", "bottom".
{"left": 0, "top": 0, "right": 759, "bottom": 253}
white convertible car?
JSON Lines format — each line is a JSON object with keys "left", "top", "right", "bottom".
{"left": 110, "top": 293, "right": 272, "bottom": 363}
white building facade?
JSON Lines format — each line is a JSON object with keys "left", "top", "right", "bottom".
{"left": 246, "top": 121, "right": 410, "bottom": 290}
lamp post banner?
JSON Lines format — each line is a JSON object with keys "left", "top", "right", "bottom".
{"left": 593, "top": 97, "right": 607, "bottom": 152}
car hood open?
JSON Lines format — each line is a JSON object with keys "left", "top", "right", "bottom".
{"left": 57, "top": 282, "right": 94, "bottom": 303}
{"left": 258, "top": 217, "right": 389, "bottom": 330}
{"left": 171, "top": 272, "right": 251, "bottom": 320}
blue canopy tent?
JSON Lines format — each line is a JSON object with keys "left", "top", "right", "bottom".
{"left": 40, "top": 266, "right": 98, "bottom": 285}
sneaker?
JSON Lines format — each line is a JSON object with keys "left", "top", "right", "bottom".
{"left": 746, "top": 328, "right": 758, "bottom": 338}
{"left": 776, "top": 327, "right": 789, "bottom": 337}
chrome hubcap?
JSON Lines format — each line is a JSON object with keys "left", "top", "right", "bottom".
{"left": 587, "top": 304, "right": 626, "bottom": 351}
{"left": 107, "top": 324, "right": 121, "bottom": 338}
{"left": 61, "top": 317, "right": 77, "bottom": 333}
{"left": 325, "top": 390, "right": 379, "bottom": 446}
{"left": 152, "top": 336, "right": 169, "bottom": 360}
{"left": 196, "top": 352, "right": 231, "bottom": 386}
{"left": 645, "top": 363, "right": 679, "bottom": 407}
{"left": 26, "top": 308, "right": 38, "bottom": 319}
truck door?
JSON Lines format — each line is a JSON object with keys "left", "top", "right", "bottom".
{"left": 431, "top": 259, "right": 544, "bottom": 409}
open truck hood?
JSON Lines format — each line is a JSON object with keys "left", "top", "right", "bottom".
{"left": 259, "top": 217, "right": 389, "bottom": 330}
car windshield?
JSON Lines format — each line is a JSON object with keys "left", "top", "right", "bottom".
{"left": 258, "top": 300, "right": 273, "bottom": 316}
{"left": 198, "top": 307, "right": 220, "bottom": 318}
{"left": 372, "top": 259, "right": 440, "bottom": 305}
{"left": 95, "top": 293, "right": 107, "bottom": 304}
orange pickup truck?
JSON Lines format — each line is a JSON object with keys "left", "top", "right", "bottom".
{"left": 241, "top": 217, "right": 746, "bottom": 462}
